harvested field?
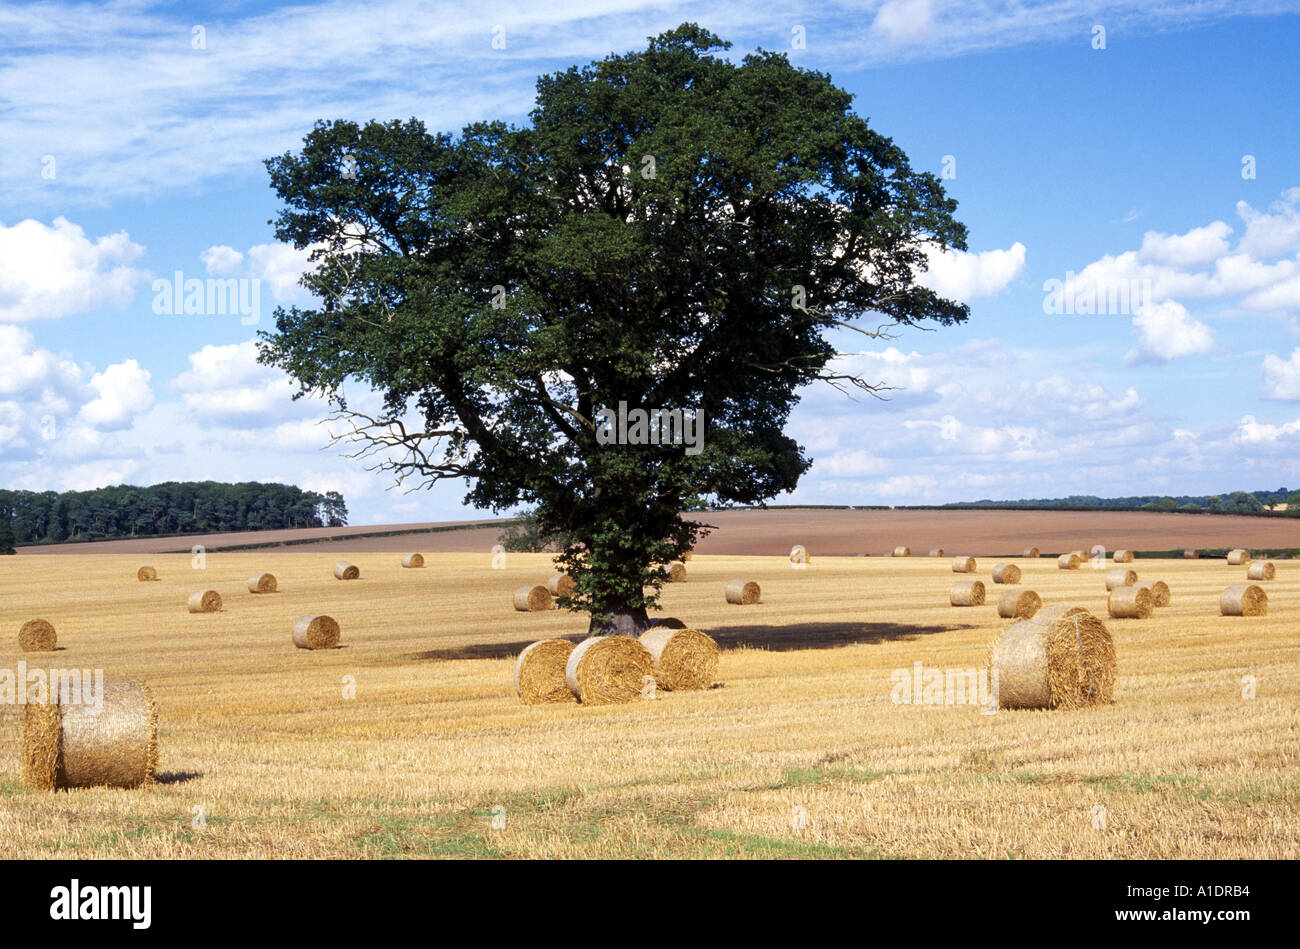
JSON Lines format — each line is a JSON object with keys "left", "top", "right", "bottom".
{"left": 0, "top": 551, "right": 1295, "bottom": 859}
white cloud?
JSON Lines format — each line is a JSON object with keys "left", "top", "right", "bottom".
{"left": 1237, "top": 187, "right": 1300, "bottom": 259}
{"left": 245, "top": 243, "right": 315, "bottom": 299}
{"left": 78, "top": 360, "right": 155, "bottom": 430}
{"left": 922, "top": 242, "right": 1026, "bottom": 302}
{"left": 1262, "top": 348, "right": 1300, "bottom": 401}
{"left": 0, "top": 325, "right": 84, "bottom": 398}
{"left": 1235, "top": 414, "right": 1300, "bottom": 444}
{"left": 1127, "top": 299, "right": 1214, "bottom": 363}
{"left": 0, "top": 218, "right": 146, "bottom": 323}
{"left": 1138, "top": 221, "right": 1232, "bottom": 267}
{"left": 201, "top": 245, "right": 245, "bottom": 276}
{"left": 171, "top": 340, "right": 309, "bottom": 425}
{"left": 873, "top": 0, "right": 935, "bottom": 44}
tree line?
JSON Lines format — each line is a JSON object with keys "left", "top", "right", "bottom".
{"left": 0, "top": 482, "right": 348, "bottom": 550}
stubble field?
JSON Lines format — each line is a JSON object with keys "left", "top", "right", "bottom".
{"left": 0, "top": 550, "right": 1295, "bottom": 859}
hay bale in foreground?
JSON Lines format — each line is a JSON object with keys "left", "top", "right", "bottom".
{"left": 247, "top": 572, "right": 277, "bottom": 594}
{"left": 565, "top": 636, "right": 655, "bottom": 705}
{"left": 1023, "top": 547, "right": 1040, "bottom": 558}
{"left": 514, "top": 585, "right": 553, "bottom": 612}
{"left": 1184, "top": 548, "right": 1199, "bottom": 559}
{"left": 950, "top": 579, "right": 986, "bottom": 606}
{"left": 1247, "top": 561, "right": 1276, "bottom": 581}
{"left": 992, "top": 563, "right": 1020, "bottom": 584}
{"left": 333, "top": 561, "right": 360, "bottom": 580}
{"left": 997, "top": 589, "right": 1041, "bottom": 620}
{"left": 514, "top": 639, "right": 578, "bottom": 704}
{"left": 639, "top": 626, "right": 718, "bottom": 691}
{"left": 18, "top": 619, "right": 57, "bottom": 652}
{"left": 293, "top": 615, "right": 341, "bottom": 650}
{"left": 1226, "top": 548, "right": 1251, "bottom": 565}
{"left": 136, "top": 565, "right": 158, "bottom": 582}
{"left": 1150, "top": 580, "right": 1170, "bottom": 607}
{"left": 991, "top": 612, "right": 1116, "bottom": 710}
{"left": 1221, "top": 585, "right": 1267, "bottom": 616}
{"left": 187, "top": 590, "right": 222, "bottom": 614}
{"left": 1108, "top": 585, "right": 1153, "bottom": 619}
{"left": 893, "top": 546, "right": 910, "bottom": 557}
{"left": 929, "top": 548, "right": 945, "bottom": 557}
{"left": 1057, "top": 553, "right": 1081, "bottom": 569}
{"left": 1113, "top": 549, "right": 1134, "bottom": 563}
{"left": 667, "top": 562, "right": 687, "bottom": 582}
{"left": 23, "top": 680, "right": 158, "bottom": 790}
{"left": 725, "top": 580, "right": 761, "bottom": 605}
{"left": 548, "top": 573, "right": 576, "bottom": 597}
{"left": 952, "top": 556, "right": 976, "bottom": 573}
{"left": 1105, "top": 568, "right": 1138, "bottom": 591}
{"left": 401, "top": 553, "right": 425, "bottom": 568}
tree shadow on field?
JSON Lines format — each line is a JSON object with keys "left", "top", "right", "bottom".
{"left": 405, "top": 621, "right": 965, "bottom": 662}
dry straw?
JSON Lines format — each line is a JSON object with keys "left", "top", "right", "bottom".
{"left": 990, "top": 611, "right": 1116, "bottom": 710}
{"left": 1104, "top": 568, "right": 1138, "bottom": 591}
{"left": 1108, "top": 585, "right": 1153, "bottom": 619}
{"left": 23, "top": 680, "right": 158, "bottom": 791}
{"left": 514, "top": 639, "right": 578, "bottom": 704}
{"left": 1221, "top": 585, "right": 1267, "bottom": 616}
{"left": 293, "top": 615, "right": 341, "bottom": 649}
{"left": 1113, "top": 549, "right": 1134, "bottom": 563}
{"left": 18, "top": 619, "right": 57, "bottom": 652}
{"left": 997, "top": 589, "right": 1042, "bottom": 620}
{"left": 952, "top": 556, "right": 976, "bottom": 573}
{"left": 1057, "top": 553, "right": 1081, "bottom": 569}
{"left": 639, "top": 626, "right": 719, "bottom": 691}
{"left": 724, "top": 580, "right": 761, "bottom": 605}
{"left": 1023, "top": 547, "right": 1040, "bottom": 558}
{"left": 333, "top": 562, "right": 360, "bottom": 580}
{"left": 1226, "top": 549, "right": 1251, "bottom": 565}
{"left": 187, "top": 590, "right": 222, "bottom": 613}
{"left": 548, "top": 573, "right": 576, "bottom": 597}
{"left": 247, "top": 572, "right": 277, "bottom": 594}
{"left": 401, "top": 553, "right": 425, "bottom": 568}
{"left": 1247, "top": 561, "right": 1276, "bottom": 581}
{"left": 893, "top": 546, "right": 910, "bottom": 557}
{"left": 929, "top": 548, "right": 945, "bottom": 557}
{"left": 1150, "top": 580, "right": 1171, "bottom": 607}
{"left": 667, "top": 562, "right": 687, "bottom": 582}
{"left": 565, "top": 636, "right": 655, "bottom": 705}
{"left": 950, "top": 579, "right": 986, "bottom": 606}
{"left": 992, "top": 563, "right": 1020, "bottom": 584}
{"left": 136, "top": 565, "right": 158, "bottom": 582}
{"left": 681, "top": 550, "right": 693, "bottom": 562}
{"left": 514, "top": 585, "right": 553, "bottom": 612}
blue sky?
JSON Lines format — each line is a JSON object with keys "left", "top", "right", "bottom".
{"left": 3, "top": 0, "right": 1300, "bottom": 522}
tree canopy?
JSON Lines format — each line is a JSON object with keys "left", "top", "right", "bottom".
{"left": 260, "top": 23, "right": 969, "bottom": 633}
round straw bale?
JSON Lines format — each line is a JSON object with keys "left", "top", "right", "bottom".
{"left": 952, "top": 556, "right": 976, "bottom": 573}
{"left": 992, "top": 563, "right": 1020, "bottom": 584}
{"left": 1108, "top": 585, "right": 1153, "bottom": 619}
{"left": 950, "top": 579, "right": 985, "bottom": 606}
{"left": 997, "top": 589, "right": 1042, "bottom": 620}
{"left": 1113, "top": 549, "right": 1134, "bottom": 563}
{"left": 1220, "top": 585, "right": 1267, "bottom": 616}
{"left": 548, "top": 572, "right": 576, "bottom": 597}
{"left": 1247, "top": 561, "right": 1276, "bottom": 581}
{"left": 1023, "top": 547, "right": 1040, "bottom": 558}
{"left": 514, "top": 585, "right": 552, "bottom": 612}
{"left": 790, "top": 545, "right": 810, "bottom": 564}
{"left": 1226, "top": 548, "right": 1251, "bottom": 565}
{"left": 18, "top": 619, "right": 57, "bottom": 652}
{"left": 1183, "top": 548, "right": 1199, "bottom": 559}
{"left": 639, "top": 626, "right": 718, "bottom": 691}
{"left": 1150, "top": 580, "right": 1170, "bottom": 607}
{"left": 565, "top": 635, "right": 655, "bottom": 705}
{"left": 681, "top": 550, "right": 693, "bottom": 561}
{"left": 1104, "top": 568, "right": 1138, "bottom": 591}
{"left": 401, "top": 553, "right": 425, "bottom": 568}
{"left": 1057, "top": 553, "right": 1080, "bottom": 569}
{"left": 333, "top": 561, "right": 360, "bottom": 580}
{"left": 991, "top": 612, "right": 1115, "bottom": 710}
{"left": 187, "top": 590, "right": 222, "bottom": 613}
{"left": 1072, "top": 549, "right": 1089, "bottom": 563}
{"left": 667, "top": 562, "right": 687, "bottom": 582}
{"left": 929, "top": 548, "right": 945, "bottom": 557}
{"left": 893, "top": 546, "right": 910, "bottom": 557}
{"left": 652, "top": 617, "right": 688, "bottom": 629}
{"left": 23, "top": 679, "right": 158, "bottom": 791}
{"left": 293, "top": 615, "right": 341, "bottom": 649}
{"left": 724, "top": 579, "right": 761, "bottom": 605}
{"left": 514, "top": 639, "right": 578, "bottom": 704}
{"left": 136, "top": 565, "right": 158, "bottom": 582}
{"left": 247, "top": 572, "right": 277, "bottom": 594}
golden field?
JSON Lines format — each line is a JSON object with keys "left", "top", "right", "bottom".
{"left": 0, "top": 550, "right": 1296, "bottom": 859}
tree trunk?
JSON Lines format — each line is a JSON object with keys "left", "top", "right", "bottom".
{"left": 587, "top": 606, "right": 651, "bottom": 637}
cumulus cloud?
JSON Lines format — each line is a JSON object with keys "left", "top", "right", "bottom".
{"left": 0, "top": 218, "right": 146, "bottom": 323}
{"left": 1126, "top": 299, "right": 1215, "bottom": 363}
{"left": 873, "top": 0, "right": 935, "bottom": 44}
{"left": 78, "top": 360, "right": 155, "bottom": 430}
{"left": 170, "top": 339, "right": 324, "bottom": 426}
{"left": 1137, "top": 221, "right": 1232, "bottom": 267}
{"left": 201, "top": 245, "right": 245, "bottom": 276}
{"left": 1262, "top": 348, "right": 1300, "bottom": 401}
{"left": 922, "top": 242, "right": 1026, "bottom": 302}
{"left": 1235, "top": 414, "right": 1300, "bottom": 444}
